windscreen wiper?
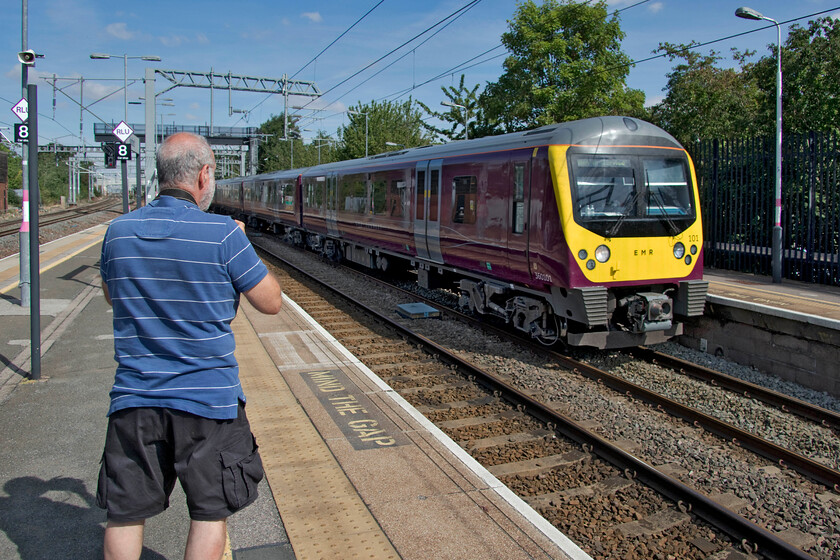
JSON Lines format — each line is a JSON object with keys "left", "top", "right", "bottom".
{"left": 650, "top": 190, "right": 680, "bottom": 236}
{"left": 607, "top": 188, "right": 641, "bottom": 237}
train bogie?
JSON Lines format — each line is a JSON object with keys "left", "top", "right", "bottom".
{"left": 213, "top": 116, "right": 708, "bottom": 349}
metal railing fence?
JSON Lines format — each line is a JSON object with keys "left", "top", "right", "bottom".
{"left": 689, "top": 131, "right": 840, "bottom": 286}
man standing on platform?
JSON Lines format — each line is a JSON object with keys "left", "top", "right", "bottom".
{"left": 97, "top": 132, "right": 283, "bottom": 560}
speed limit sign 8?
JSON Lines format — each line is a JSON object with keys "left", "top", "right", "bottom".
{"left": 116, "top": 142, "right": 132, "bottom": 161}
{"left": 14, "top": 122, "right": 29, "bottom": 143}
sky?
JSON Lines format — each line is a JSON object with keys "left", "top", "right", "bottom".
{"left": 1, "top": 0, "right": 839, "bottom": 156}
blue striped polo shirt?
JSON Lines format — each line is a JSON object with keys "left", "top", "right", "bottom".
{"left": 100, "top": 195, "right": 268, "bottom": 419}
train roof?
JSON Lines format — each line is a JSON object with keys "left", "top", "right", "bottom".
{"left": 222, "top": 116, "right": 683, "bottom": 184}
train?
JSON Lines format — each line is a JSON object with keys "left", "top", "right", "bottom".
{"left": 212, "top": 116, "right": 708, "bottom": 349}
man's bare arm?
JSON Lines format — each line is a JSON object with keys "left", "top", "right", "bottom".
{"left": 101, "top": 280, "right": 113, "bottom": 306}
{"left": 243, "top": 272, "right": 283, "bottom": 314}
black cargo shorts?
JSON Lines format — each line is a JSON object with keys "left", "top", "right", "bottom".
{"left": 96, "top": 402, "right": 263, "bottom": 522}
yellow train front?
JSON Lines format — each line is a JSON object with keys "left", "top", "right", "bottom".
{"left": 213, "top": 116, "right": 708, "bottom": 350}
{"left": 531, "top": 117, "right": 708, "bottom": 348}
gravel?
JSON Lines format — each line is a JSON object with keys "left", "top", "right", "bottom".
{"left": 255, "top": 235, "right": 840, "bottom": 560}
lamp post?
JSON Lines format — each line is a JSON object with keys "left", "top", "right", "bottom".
{"left": 441, "top": 101, "right": 469, "bottom": 140}
{"left": 736, "top": 6, "right": 783, "bottom": 283}
{"left": 90, "top": 53, "right": 161, "bottom": 122}
{"left": 385, "top": 142, "right": 404, "bottom": 150}
{"left": 347, "top": 110, "right": 368, "bottom": 157}
{"left": 91, "top": 53, "right": 161, "bottom": 213}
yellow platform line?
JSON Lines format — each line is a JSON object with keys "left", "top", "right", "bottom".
{"left": 232, "top": 304, "right": 400, "bottom": 560}
{"left": 1, "top": 224, "right": 108, "bottom": 294}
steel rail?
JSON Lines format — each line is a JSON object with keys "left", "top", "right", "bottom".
{"left": 311, "top": 254, "right": 840, "bottom": 491}
{"left": 0, "top": 198, "right": 118, "bottom": 238}
{"left": 628, "top": 346, "right": 840, "bottom": 431}
{"left": 252, "top": 238, "right": 816, "bottom": 560}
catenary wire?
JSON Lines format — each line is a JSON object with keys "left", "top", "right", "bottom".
{"left": 294, "top": 0, "right": 486, "bottom": 130}
{"left": 300, "top": 0, "right": 651, "bottom": 127}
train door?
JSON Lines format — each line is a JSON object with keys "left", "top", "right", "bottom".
{"left": 508, "top": 152, "right": 533, "bottom": 278}
{"left": 326, "top": 173, "right": 339, "bottom": 237}
{"left": 296, "top": 175, "right": 303, "bottom": 227}
{"left": 413, "top": 159, "right": 444, "bottom": 263}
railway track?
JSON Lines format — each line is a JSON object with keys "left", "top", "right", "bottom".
{"left": 0, "top": 198, "right": 119, "bottom": 238}
{"left": 251, "top": 234, "right": 835, "bottom": 560}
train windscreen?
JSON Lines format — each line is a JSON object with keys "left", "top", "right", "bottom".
{"left": 569, "top": 153, "right": 695, "bottom": 237}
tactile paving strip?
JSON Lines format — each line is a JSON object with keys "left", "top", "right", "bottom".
{"left": 233, "top": 311, "right": 400, "bottom": 560}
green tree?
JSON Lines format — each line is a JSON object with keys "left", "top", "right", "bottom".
{"left": 648, "top": 43, "right": 760, "bottom": 144}
{"left": 38, "top": 146, "right": 71, "bottom": 205}
{"left": 750, "top": 17, "right": 840, "bottom": 134}
{"left": 257, "top": 113, "right": 303, "bottom": 172}
{"left": 305, "top": 131, "right": 339, "bottom": 166}
{"left": 1, "top": 145, "right": 23, "bottom": 207}
{"left": 337, "top": 99, "right": 432, "bottom": 160}
{"left": 476, "top": 0, "right": 645, "bottom": 135}
{"left": 416, "top": 74, "right": 480, "bottom": 142}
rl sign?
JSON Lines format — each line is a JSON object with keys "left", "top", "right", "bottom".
{"left": 11, "top": 98, "right": 28, "bottom": 122}
{"left": 112, "top": 121, "right": 133, "bottom": 143}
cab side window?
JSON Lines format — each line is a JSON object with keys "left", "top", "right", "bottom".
{"left": 452, "top": 175, "right": 477, "bottom": 224}
{"left": 512, "top": 164, "right": 525, "bottom": 234}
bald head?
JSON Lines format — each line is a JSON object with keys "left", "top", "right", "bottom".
{"left": 156, "top": 132, "right": 215, "bottom": 190}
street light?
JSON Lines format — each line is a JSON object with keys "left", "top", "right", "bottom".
{"left": 91, "top": 53, "right": 161, "bottom": 214}
{"left": 385, "top": 142, "right": 404, "bottom": 150}
{"left": 736, "top": 6, "right": 783, "bottom": 283}
{"left": 90, "top": 53, "right": 162, "bottom": 121}
{"left": 441, "top": 101, "right": 469, "bottom": 140}
{"left": 347, "top": 110, "right": 368, "bottom": 158}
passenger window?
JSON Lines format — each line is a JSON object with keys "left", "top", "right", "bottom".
{"left": 513, "top": 164, "right": 525, "bottom": 234}
{"left": 327, "top": 176, "right": 337, "bottom": 211}
{"left": 415, "top": 170, "right": 426, "bottom": 220}
{"left": 391, "top": 180, "right": 406, "bottom": 217}
{"left": 371, "top": 174, "right": 388, "bottom": 215}
{"left": 452, "top": 176, "right": 477, "bottom": 224}
{"left": 429, "top": 169, "right": 439, "bottom": 222}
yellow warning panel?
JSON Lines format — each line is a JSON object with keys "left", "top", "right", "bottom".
{"left": 233, "top": 309, "right": 401, "bottom": 560}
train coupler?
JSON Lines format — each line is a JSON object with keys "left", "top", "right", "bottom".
{"left": 619, "top": 292, "right": 673, "bottom": 333}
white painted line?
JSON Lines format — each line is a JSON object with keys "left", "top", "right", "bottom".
{"left": 282, "top": 296, "right": 594, "bottom": 560}
{"left": 708, "top": 294, "right": 840, "bottom": 331}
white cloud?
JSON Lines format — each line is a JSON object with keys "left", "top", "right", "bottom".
{"left": 84, "top": 81, "right": 120, "bottom": 100}
{"left": 185, "top": 113, "right": 199, "bottom": 121}
{"left": 190, "top": 103, "right": 201, "bottom": 110}
{"left": 648, "top": 2, "right": 664, "bottom": 14}
{"left": 160, "top": 35, "right": 187, "bottom": 47}
{"left": 4, "top": 66, "right": 58, "bottom": 83}
{"left": 196, "top": 33, "right": 210, "bottom": 45}
{"left": 301, "top": 12, "right": 322, "bottom": 23}
{"left": 106, "top": 22, "right": 134, "bottom": 40}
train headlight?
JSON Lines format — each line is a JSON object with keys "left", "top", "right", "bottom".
{"left": 578, "top": 249, "right": 588, "bottom": 260}
{"left": 685, "top": 255, "right": 692, "bottom": 265}
{"left": 673, "top": 242, "right": 685, "bottom": 259}
{"left": 595, "top": 245, "right": 610, "bottom": 263}
{"left": 586, "top": 259, "right": 596, "bottom": 270}
{"left": 690, "top": 245, "right": 698, "bottom": 255}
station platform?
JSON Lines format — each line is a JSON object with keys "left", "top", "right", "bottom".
{"left": 1, "top": 223, "right": 838, "bottom": 558}
{"left": 703, "top": 268, "right": 840, "bottom": 326}
{"left": 0, "top": 227, "right": 585, "bottom": 560}
{"left": 686, "top": 269, "right": 840, "bottom": 398}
